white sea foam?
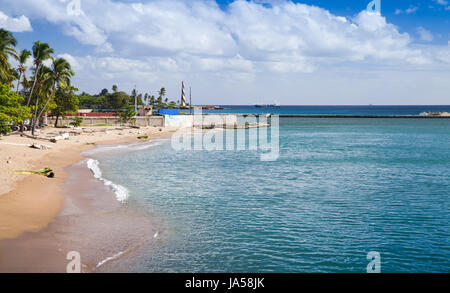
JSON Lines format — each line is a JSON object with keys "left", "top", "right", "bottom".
{"left": 86, "top": 159, "right": 129, "bottom": 203}
{"left": 82, "top": 139, "right": 166, "bottom": 156}
{"left": 86, "top": 158, "right": 102, "bottom": 179}
{"left": 95, "top": 250, "right": 127, "bottom": 269}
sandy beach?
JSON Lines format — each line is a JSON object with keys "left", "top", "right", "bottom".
{"left": 0, "top": 125, "right": 177, "bottom": 272}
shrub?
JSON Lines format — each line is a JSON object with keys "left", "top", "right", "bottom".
{"left": 0, "top": 84, "right": 32, "bottom": 135}
{"left": 70, "top": 116, "right": 84, "bottom": 127}
{"left": 117, "top": 106, "right": 137, "bottom": 124}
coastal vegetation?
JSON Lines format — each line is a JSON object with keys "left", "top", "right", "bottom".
{"left": 0, "top": 29, "right": 76, "bottom": 136}
{"left": 69, "top": 116, "right": 83, "bottom": 127}
{"left": 78, "top": 86, "right": 183, "bottom": 111}
{"left": 0, "top": 83, "right": 31, "bottom": 135}
{"left": 0, "top": 29, "right": 184, "bottom": 136}
{"left": 117, "top": 105, "right": 137, "bottom": 124}
{"left": 53, "top": 86, "right": 79, "bottom": 127}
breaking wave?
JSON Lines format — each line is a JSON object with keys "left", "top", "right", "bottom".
{"left": 86, "top": 159, "right": 129, "bottom": 203}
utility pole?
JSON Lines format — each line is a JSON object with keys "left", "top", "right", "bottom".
{"left": 134, "top": 85, "right": 137, "bottom": 119}
{"left": 190, "top": 87, "right": 192, "bottom": 115}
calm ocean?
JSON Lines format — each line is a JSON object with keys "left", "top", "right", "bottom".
{"left": 204, "top": 105, "right": 450, "bottom": 115}
{"left": 90, "top": 110, "right": 450, "bottom": 273}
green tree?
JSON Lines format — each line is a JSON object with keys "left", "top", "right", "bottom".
{"left": 16, "top": 49, "right": 31, "bottom": 94}
{"left": 79, "top": 93, "right": 106, "bottom": 109}
{"left": 98, "top": 88, "right": 108, "bottom": 96}
{"left": 70, "top": 117, "right": 83, "bottom": 127}
{"left": 32, "top": 58, "right": 74, "bottom": 135}
{"left": 137, "top": 93, "right": 144, "bottom": 106}
{"left": 117, "top": 105, "right": 136, "bottom": 124}
{"left": 158, "top": 87, "right": 166, "bottom": 100}
{"left": 52, "top": 86, "right": 79, "bottom": 127}
{"left": 0, "top": 84, "right": 31, "bottom": 135}
{"left": 26, "top": 41, "right": 54, "bottom": 107}
{"left": 157, "top": 88, "right": 166, "bottom": 107}
{"left": 107, "top": 86, "right": 130, "bottom": 110}
{"left": 29, "top": 65, "right": 51, "bottom": 130}
{"left": 0, "top": 29, "right": 18, "bottom": 85}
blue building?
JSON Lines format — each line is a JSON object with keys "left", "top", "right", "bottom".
{"left": 159, "top": 109, "right": 179, "bottom": 115}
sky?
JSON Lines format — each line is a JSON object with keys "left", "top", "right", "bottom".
{"left": 0, "top": 0, "right": 449, "bottom": 105}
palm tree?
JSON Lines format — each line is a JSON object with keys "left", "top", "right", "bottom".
{"left": 158, "top": 88, "right": 166, "bottom": 107}
{"left": 159, "top": 87, "right": 166, "bottom": 99}
{"left": 16, "top": 49, "right": 31, "bottom": 94}
{"left": 31, "top": 58, "right": 74, "bottom": 135}
{"left": 26, "top": 41, "right": 54, "bottom": 107}
{"left": 0, "top": 29, "right": 18, "bottom": 84}
{"left": 29, "top": 65, "right": 51, "bottom": 131}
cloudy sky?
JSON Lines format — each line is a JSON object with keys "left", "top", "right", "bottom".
{"left": 1, "top": 0, "right": 449, "bottom": 105}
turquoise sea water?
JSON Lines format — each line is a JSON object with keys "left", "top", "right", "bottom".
{"left": 203, "top": 105, "right": 450, "bottom": 115}
{"left": 94, "top": 118, "right": 450, "bottom": 273}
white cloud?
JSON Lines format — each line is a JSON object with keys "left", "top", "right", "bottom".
{"left": 2, "top": 0, "right": 450, "bottom": 104}
{"left": 0, "top": 11, "right": 32, "bottom": 32}
{"left": 435, "top": 0, "right": 448, "bottom": 5}
{"left": 395, "top": 7, "right": 419, "bottom": 14}
{"left": 417, "top": 26, "right": 434, "bottom": 42}
{"left": 57, "top": 53, "right": 82, "bottom": 71}
{"left": 406, "top": 7, "right": 419, "bottom": 14}
{"left": 2, "top": 0, "right": 434, "bottom": 68}
{"left": 1, "top": 1, "right": 107, "bottom": 47}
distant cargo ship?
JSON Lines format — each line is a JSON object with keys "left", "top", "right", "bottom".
{"left": 254, "top": 103, "right": 280, "bottom": 108}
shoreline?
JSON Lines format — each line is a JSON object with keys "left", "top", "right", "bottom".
{"left": 0, "top": 126, "right": 177, "bottom": 272}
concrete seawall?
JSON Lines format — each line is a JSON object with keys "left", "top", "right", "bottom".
{"left": 48, "top": 114, "right": 449, "bottom": 130}
{"left": 48, "top": 116, "right": 165, "bottom": 127}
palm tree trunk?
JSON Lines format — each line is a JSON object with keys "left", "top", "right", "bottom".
{"left": 32, "top": 86, "right": 56, "bottom": 136}
{"left": 16, "top": 71, "right": 22, "bottom": 94}
{"left": 27, "top": 63, "right": 41, "bottom": 107}
{"left": 31, "top": 89, "right": 40, "bottom": 135}
{"left": 54, "top": 115, "right": 60, "bottom": 128}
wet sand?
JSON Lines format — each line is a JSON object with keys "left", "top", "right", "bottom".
{"left": 0, "top": 127, "right": 177, "bottom": 272}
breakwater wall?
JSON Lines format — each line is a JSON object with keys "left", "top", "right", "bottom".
{"left": 276, "top": 115, "right": 450, "bottom": 118}
{"left": 49, "top": 114, "right": 449, "bottom": 129}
